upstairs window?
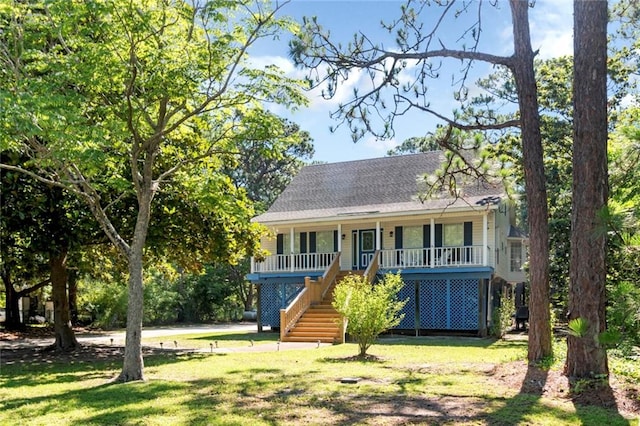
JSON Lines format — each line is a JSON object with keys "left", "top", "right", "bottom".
{"left": 316, "top": 231, "right": 334, "bottom": 253}
{"left": 443, "top": 223, "right": 463, "bottom": 247}
{"left": 511, "top": 241, "right": 523, "bottom": 272}
{"left": 403, "top": 226, "right": 423, "bottom": 249}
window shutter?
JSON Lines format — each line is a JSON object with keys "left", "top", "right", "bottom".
{"left": 423, "top": 224, "right": 431, "bottom": 247}
{"left": 276, "top": 234, "right": 284, "bottom": 255}
{"left": 423, "top": 224, "right": 431, "bottom": 264}
{"left": 333, "top": 230, "right": 338, "bottom": 252}
{"left": 395, "top": 226, "right": 403, "bottom": 249}
{"left": 435, "top": 224, "right": 443, "bottom": 247}
{"left": 309, "top": 232, "right": 316, "bottom": 253}
{"left": 300, "top": 232, "right": 307, "bottom": 254}
{"left": 464, "top": 222, "right": 473, "bottom": 246}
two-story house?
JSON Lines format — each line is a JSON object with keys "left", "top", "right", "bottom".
{"left": 247, "top": 151, "right": 527, "bottom": 343}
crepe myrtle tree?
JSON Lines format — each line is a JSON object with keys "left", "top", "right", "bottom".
{"left": 0, "top": 0, "right": 308, "bottom": 382}
{"left": 332, "top": 273, "right": 406, "bottom": 358}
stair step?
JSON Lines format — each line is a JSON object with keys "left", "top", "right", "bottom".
{"left": 282, "top": 336, "right": 337, "bottom": 343}
{"left": 293, "top": 322, "right": 340, "bottom": 329}
{"left": 289, "top": 328, "right": 340, "bottom": 337}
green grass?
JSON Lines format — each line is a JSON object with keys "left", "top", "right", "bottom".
{"left": 143, "top": 330, "right": 277, "bottom": 350}
{"left": 1, "top": 333, "right": 637, "bottom": 425}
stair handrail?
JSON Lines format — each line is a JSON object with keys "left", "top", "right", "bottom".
{"left": 279, "top": 284, "right": 311, "bottom": 341}
{"left": 363, "top": 250, "right": 380, "bottom": 283}
{"left": 319, "top": 252, "right": 341, "bottom": 301}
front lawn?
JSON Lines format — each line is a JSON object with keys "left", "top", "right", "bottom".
{"left": 0, "top": 332, "right": 637, "bottom": 425}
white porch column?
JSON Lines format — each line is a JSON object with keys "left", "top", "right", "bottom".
{"left": 337, "top": 223, "right": 342, "bottom": 253}
{"left": 430, "top": 218, "right": 435, "bottom": 268}
{"left": 483, "top": 213, "right": 488, "bottom": 266}
{"left": 375, "top": 221, "right": 381, "bottom": 250}
{"left": 290, "top": 227, "right": 295, "bottom": 272}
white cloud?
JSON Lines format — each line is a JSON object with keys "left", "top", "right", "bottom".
{"left": 529, "top": 1, "right": 574, "bottom": 59}
{"left": 247, "top": 55, "right": 297, "bottom": 75}
{"left": 361, "top": 135, "right": 400, "bottom": 156}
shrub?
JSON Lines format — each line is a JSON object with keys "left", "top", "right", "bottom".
{"left": 332, "top": 272, "right": 406, "bottom": 357}
{"left": 490, "top": 289, "right": 514, "bottom": 338}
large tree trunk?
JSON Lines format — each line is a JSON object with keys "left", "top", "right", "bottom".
{"left": 50, "top": 248, "right": 79, "bottom": 351}
{"left": 564, "top": 0, "right": 609, "bottom": 379}
{"left": 509, "top": 0, "right": 552, "bottom": 362}
{"left": 2, "top": 273, "right": 23, "bottom": 331}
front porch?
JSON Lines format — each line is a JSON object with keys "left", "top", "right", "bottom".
{"left": 251, "top": 245, "right": 487, "bottom": 275}
{"left": 250, "top": 249, "right": 494, "bottom": 342}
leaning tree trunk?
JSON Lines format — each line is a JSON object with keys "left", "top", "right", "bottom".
{"left": 50, "top": 248, "right": 79, "bottom": 351}
{"left": 509, "top": 0, "right": 552, "bottom": 362}
{"left": 565, "top": 0, "right": 609, "bottom": 379}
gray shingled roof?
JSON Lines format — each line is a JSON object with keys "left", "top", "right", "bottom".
{"left": 254, "top": 151, "right": 505, "bottom": 223}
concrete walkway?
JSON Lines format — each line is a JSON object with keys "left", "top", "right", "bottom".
{"left": 0, "top": 323, "right": 332, "bottom": 353}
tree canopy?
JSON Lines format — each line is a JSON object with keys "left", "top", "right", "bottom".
{"left": 0, "top": 0, "right": 309, "bottom": 381}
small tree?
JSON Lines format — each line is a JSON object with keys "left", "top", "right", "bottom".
{"left": 332, "top": 273, "right": 406, "bottom": 358}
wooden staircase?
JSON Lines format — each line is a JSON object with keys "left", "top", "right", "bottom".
{"left": 282, "top": 271, "right": 359, "bottom": 343}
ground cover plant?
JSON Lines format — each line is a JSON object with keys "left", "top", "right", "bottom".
{"left": 1, "top": 330, "right": 638, "bottom": 425}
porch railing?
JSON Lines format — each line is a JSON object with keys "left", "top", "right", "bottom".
{"left": 279, "top": 253, "right": 341, "bottom": 341}
{"left": 363, "top": 250, "right": 380, "bottom": 283}
{"left": 253, "top": 252, "right": 338, "bottom": 273}
{"left": 380, "top": 246, "right": 484, "bottom": 269}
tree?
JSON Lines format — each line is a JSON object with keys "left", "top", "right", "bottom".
{"left": 564, "top": 0, "right": 610, "bottom": 379}
{"left": 220, "top": 118, "right": 313, "bottom": 311}
{"left": 291, "top": 0, "right": 552, "bottom": 362}
{"left": 0, "top": 0, "right": 307, "bottom": 382}
{"left": 332, "top": 273, "right": 406, "bottom": 358}
{"left": 225, "top": 119, "right": 314, "bottom": 213}
{"left": 0, "top": 150, "right": 97, "bottom": 350}
{"left": 607, "top": 109, "right": 640, "bottom": 348}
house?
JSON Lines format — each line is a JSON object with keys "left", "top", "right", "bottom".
{"left": 246, "top": 151, "right": 528, "bottom": 343}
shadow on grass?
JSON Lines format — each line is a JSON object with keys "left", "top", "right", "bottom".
{"left": 488, "top": 364, "right": 631, "bottom": 425}
{"left": 570, "top": 377, "right": 631, "bottom": 425}
{"left": 0, "top": 346, "right": 220, "bottom": 388}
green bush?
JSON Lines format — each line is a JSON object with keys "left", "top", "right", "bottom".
{"left": 78, "top": 278, "right": 128, "bottom": 329}
{"left": 607, "top": 280, "right": 640, "bottom": 349}
{"left": 332, "top": 272, "right": 406, "bottom": 357}
{"left": 490, "top": 290, "right": 514, "bottom": 338}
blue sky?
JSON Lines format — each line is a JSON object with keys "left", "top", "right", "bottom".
{"left": 251, "top": 0, "right": 574, "bottom": 163}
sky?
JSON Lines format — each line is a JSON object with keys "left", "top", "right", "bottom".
{"left": 251, "top": 0, "right": 575, "bottom": 163}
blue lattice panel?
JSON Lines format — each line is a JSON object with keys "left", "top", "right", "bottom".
{"left": 419, "top": 279, "right": 448, "bottom": 329}
{"left": 260, "top": 282, "right": 304, "bottom": 328}
{"left": 284, "top": 282, "right": 304, "bottom": 305}
{"left": 260, "top": 282, "right": 281, "bottom": 327}
{"left": 396, "top": 280, "right": 416, "bottom": 329}
{"left": 449, "top": 279, "right": 479, "bottom": 330}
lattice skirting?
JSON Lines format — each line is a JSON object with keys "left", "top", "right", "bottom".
{"left": 259, "top": 282, "right": 304, "bottom": 328}
{"left": 397, "top": 278, "right": 480, "bottom": 331}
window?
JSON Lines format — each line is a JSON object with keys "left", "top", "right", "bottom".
{"left": 361, "top": 230, "right": 375, "bottom": 251}
{"left": 316, "top": 231, "right": 334, "bottom": 253}
{"left": 511, "top": 241, "right": 523, "bottom": 272}
{"left": 282, "top": 233, "right": 300, "bottom": 254}
{"left": 403, "top": 226, "right": 423, "bottom": 248}
{"left": 443, "top": 223, "right": 463, "bottom": 247}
